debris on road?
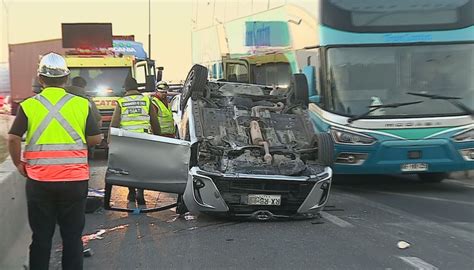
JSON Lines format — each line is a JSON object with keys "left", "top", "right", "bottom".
{"left": 184, "top": 213, "right": 197, "bottom": 221}
{"left": 82, "top": 224, "right": 129, "bottom": 246}
{"left": 83, "top": 248, "right": 93, "bottom": 257}
{"left": 167, "top": 212, "right": 197, "bottom": 223}
{"left": 166, "top": 215, "right": 180, "bottom": 223}
{"left": 311, "top": 220, "right": 325, "bottom": 225}
{"left": 87, "top": 188, "right": 105, "bottom": 198}
{"left": 86, "top": 188, "right": 106, "bottom": 213}
{"left": 397, "top": 241, "right": 411, "bottom": 249}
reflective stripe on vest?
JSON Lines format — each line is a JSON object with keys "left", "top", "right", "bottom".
{"left": 152, "top": 97, "right": 175, "bottom": 135}
{"left": 118, "top": 94, "right": 151, "bottom": 133}
{"left": 22, "top": 92, "right": 89, "bottom": 181}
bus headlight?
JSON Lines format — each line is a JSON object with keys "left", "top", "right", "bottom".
{"left": 459, "top": 148, "right": 474, "bottom": 161}
{"left": 453, "top": 129, "right": 474, "bottom": 142}
{"left": 330, "top": 128, "right": 376, "bottom": 145}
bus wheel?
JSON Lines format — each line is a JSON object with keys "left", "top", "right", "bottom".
{"left": 418, "top": 172, "right": 447, "bottom": 183}
{"left": 180, "top": 64, "right": 208, "bottom": 111}
{"left": 316, "top": 133, "right": 334, "bottom": 167}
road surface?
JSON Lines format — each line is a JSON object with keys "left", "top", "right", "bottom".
{"left": 47, "top": 152, "right": 474, "bottom": 270}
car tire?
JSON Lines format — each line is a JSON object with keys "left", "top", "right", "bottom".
{"left": 418, "top": 172, "right": 447, "bottom": 183}
{"left": 288, "top": 73, "right": 309, "bottom": 107}
{"left": 316, "top": 133, "right": 334, "bottom": 167}
{"left": 180, "top": 64, "right": 208, "bottom": 111}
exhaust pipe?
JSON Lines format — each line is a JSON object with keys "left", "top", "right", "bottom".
{"left": 253, "top": 210, "right": 274, "bottom": 221}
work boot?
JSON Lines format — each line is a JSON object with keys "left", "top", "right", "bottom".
{"left": 136, "top": 189, "right": 146, "bottom": 205}
{"left": 127, "top": 188, "right": 136, "bottom": 202}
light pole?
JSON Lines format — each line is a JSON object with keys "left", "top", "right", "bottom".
{"left": 148, "top": 0, "right": 152, "bottom": 58}
{"left": 1, "top": 0, "right": 10, "bottom": 62}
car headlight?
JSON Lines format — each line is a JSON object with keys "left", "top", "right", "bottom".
{"left": 330, "top": 128, "right": 376, "bottom": 145}
{"left": 453, "top": 128, "right": 474, "bottom": 142}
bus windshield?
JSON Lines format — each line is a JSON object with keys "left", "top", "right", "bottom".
{"left": 69, "top": 67, "right": 131, "bottom": 96}
{"left": 326, "top": 43, "right": 474, "bottom": 118}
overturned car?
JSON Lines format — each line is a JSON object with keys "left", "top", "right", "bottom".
{"left": 105, "top": 65, "right": 334, "bottom": 220}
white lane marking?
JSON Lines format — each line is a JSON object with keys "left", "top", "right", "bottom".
{"left": 344, "top": 188, "right": 474, "bottom": 207}
{"left": 444, "top": 179, "right": 474, "bottom": 188}
{"left": 335, "top": 192, "right": 474, "bottom": 243}
{"left": 398, "top": 256, "right": 438, "bottom": 270}
{"left": 320, "top": 212, "right": 354, "bottom": 228}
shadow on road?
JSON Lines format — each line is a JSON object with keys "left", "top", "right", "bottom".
{"left": 331, "top": 174, "right": 470, "bottom": 195}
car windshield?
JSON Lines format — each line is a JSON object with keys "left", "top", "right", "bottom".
{"left": 326, "top": 44, "right": 474, "bottom": 118}
{"left": 69, "top": 67, "right": 131, "bottom": 96}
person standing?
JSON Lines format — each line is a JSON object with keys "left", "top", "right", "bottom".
{"left": 109, "top": 75, "right": 160, "bottom": 205}
{"left": 66, "top": 76, "right": 102, "bottom": 128}
{"left": 8, "top": 52, "right": 102, "bottom": 270}
{"left": 152, "top": 81, "right": 176, "bottom": 137}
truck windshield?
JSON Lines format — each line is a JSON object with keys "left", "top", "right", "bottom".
{"left": 69, "top": 67, "right": 131, "bottom": 96}
{"left": 326, "top": 43, "right": 474, "bottom": 118}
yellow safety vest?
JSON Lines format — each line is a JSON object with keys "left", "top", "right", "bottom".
{"left": 151, "top": 97, "right": 175, "bottom": 135}
{"left": 21, "top": 87, "right": 90, "bottom": 181}
{"left": 117, "top": 94, "right": 151, "bottom": 133}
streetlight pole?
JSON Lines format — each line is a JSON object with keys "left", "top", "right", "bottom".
{"left": 1, "top": 0, "right": 9, "bottom": 62}
{"left": 148, "top": 0, "right": 152, "bottom": 58}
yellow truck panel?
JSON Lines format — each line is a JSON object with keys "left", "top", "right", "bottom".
{"left": 65, "top": 56, "right": 134, "bottom": 67}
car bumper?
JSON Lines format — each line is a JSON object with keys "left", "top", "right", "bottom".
{"left": 183, "top": 167, "right": 332, "bottom": 220}
{"left": 334, "top": 139, "right": 474, "bottom": 174}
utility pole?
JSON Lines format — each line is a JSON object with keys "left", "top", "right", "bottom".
{"left": 148, "top": 0, "right": 152, "bottom": 58}
{"left": 1, "top": 0, "right": 9, "bottom": 62}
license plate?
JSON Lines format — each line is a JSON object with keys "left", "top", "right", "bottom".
{"left": 401, "top": 163, "right": 428, "bottom": 172}
{"left": 248, "top": 194, "right": 281, "bottom": 206}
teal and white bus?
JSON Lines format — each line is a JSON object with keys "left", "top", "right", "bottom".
{"left": 192, "top": 0, "right": 474, "bottom": 182}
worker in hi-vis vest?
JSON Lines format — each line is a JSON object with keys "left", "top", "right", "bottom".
{"left": 109, "top": 74, "right": 160, "bottom": 205}
{"left": 8, "top": 52, "right": 102, "bottom": 270}
{"left": 152, "top": 81, "right": 176, "bottom": 137}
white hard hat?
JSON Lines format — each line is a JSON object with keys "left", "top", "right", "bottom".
{"left": 37, "top": 52, "right": 70, "bottom": 78}
{"left": 156, "top": 81, "right": 169, "bottom": 91}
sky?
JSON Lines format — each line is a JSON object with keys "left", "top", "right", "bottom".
{"left": 0, "top": 0, "right": 193, "bottom": 82}
{"left": 0, "top": 0, "right": 314, "bottom": 81}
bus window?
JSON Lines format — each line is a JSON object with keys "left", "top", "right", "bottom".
{"left": 252, "top": 62, "right": 292, "bottom": 87}
{"left": 322, "top": 0, "right": 473, "bottom": 32}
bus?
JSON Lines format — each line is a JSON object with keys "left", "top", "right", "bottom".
{"left": 191, "top": 0, "right": 474, "bottom": 182}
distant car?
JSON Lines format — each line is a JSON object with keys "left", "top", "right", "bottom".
{"left": 105, "top": 65, "right": 334, "bottom": 220}
{"left": 0, "top": 95, "right": 11, "bottom": 114}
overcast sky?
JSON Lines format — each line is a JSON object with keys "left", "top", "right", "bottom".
{"left": 0, "top": 0, "right": 313, "bottom": 81}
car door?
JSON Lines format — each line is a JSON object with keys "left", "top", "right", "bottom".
{"left": 106, "top": 128, "right": 191, "bottom": 194}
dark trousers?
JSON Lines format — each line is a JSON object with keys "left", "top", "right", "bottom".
{"left": 26, "top": 179, "right": 88, "bottom": 270}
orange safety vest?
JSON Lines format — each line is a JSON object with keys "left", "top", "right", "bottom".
{"left": 21, "top": 88, "right": 90, "bottom": 181}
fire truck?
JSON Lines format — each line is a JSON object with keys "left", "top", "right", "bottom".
{"left": 62, "top": 23, "right": 161, "bottom": 150}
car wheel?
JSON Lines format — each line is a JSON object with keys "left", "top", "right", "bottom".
{"left": 316, "top": 133, "right": 334, "bottom": 167}
{"left": 418, "top": 172, "right": 447, "bottom": 183}
{"left": 288, "top": 73, "right": 309, "bottom": 107}
{"left": 180, "top": 64, "right": 208, "bottom": 111}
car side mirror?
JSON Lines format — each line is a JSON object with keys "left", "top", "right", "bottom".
{"left": 303, "top": 66, "right": 316, "bottom": 97}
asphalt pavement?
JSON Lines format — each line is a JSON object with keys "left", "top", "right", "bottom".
{"left": 48, "top": 152, "right": 474, "bottom": 270}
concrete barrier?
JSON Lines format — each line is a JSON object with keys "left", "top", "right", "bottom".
{"left": 0, "top": 159, "right": 30, "bottom": 269}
